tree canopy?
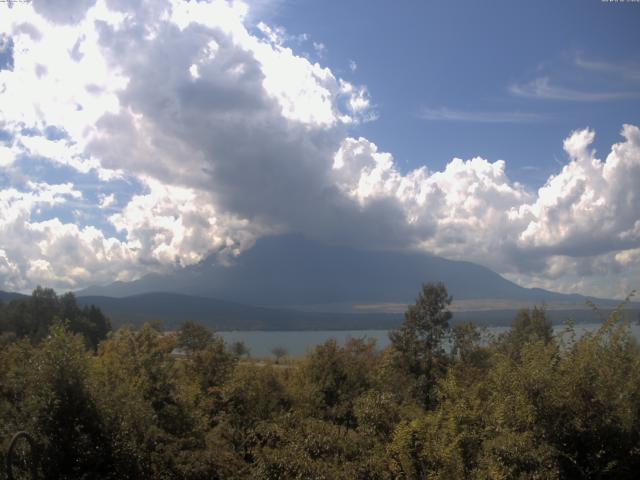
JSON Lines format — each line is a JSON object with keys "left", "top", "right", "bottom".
{"left": 1, "top": 284, "right": 639, "bottom": 479}
{"left": 0, "top": 287, "right": 111, "bottom": 348}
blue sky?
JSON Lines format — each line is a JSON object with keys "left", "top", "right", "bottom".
{"left": 0, "top": 0, "right": 639, "bottom": 299}
{"left": 271, "top": 0, "right": 640, "bottom": 183}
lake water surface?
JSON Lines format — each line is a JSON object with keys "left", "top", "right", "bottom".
{"left": 220, "top": 322, "right": 640, "bottom": 359}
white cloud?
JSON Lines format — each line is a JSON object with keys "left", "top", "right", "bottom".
{"left": 516, "top": 125, "right": 640, "bottom": 258}
{"left": 0, "top": 181, "right": 134, "bottom": 291}
{"left": 334, "top": 126, "right": 640, "bottom": 298}
{"left": 0, "top": 178, "right": 266, "bottom": 291}
{"left": 339, "top": 80, "right": 377, "bottom": 123}
{"left": 419, "top": 106, "right": 545, "bottom": 123}
{"left": 313, "top": 41, "right": 326, "bottom": 57}
{"left": 0, "top": 0, "right": 638, "bottom": 300}
{"left": 575, "top": 56, "right": 640, "bottom": 83}
{"left": 18, "top": 134, "right": 120, "bottom": 179}
{"left": 31, "top": 0, "right": 98, "bottom": 25}
{"left": 0, "top": 1, "right": 127, "bottom": 182}
{"left": 256, "top": 21, "right": 285, "bottom": 45}
{"left": 332, "top": 136, "right": 531, "bottom": 268}
{"left": 509, "top": 76, "right": 639, "bottom": 101}
{"left": 108, "top": 178, "right": 272, "bottom": 267}
{"left": 0, "top": 249, "right": 22, "bottom": 289}
{"left": 0, "top": 143, "right": 19, "bottom": 167}
{"left": 98, "top": 193, "right": 115, "bottom": 209}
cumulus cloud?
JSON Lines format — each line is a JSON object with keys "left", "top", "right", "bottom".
{"left": 0, "top": 181, "right": 131, "bottom": 291}
{"left": 0, "top": 0, "right": 638, "bottom": 299}
{"left": 0, "top": 178, "right": 265, "bottom": 291}
{"left": 108, "top": 178, "right": 272, "bottom": 267}
{"left": 0, "top": 143, "right": 19, "bottom": 167}
{"left": 31, "top": 0, "right": 98, "bottom": 26}
{"left": 331, "top": 126, "right": 640, "bottom": 298}
{"left": 332, "top": 136, "right": 531, "bottom": 268}
{"left": 516, "top": 125, "right": 640, "bottom": 256}
{"left": 88, "top": 1, "right": 386, "bottom": 248}
{"left": 98, "top": 193, "right": 115, "bottom": 209}
{"left": 19, "top": 133, "right": 119, "bottom": 179}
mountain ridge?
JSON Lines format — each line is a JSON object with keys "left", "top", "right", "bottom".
{"left": 74, "top": 292, "right": 403, "bottom": 330}
{"left": 4, "top": 289, "right": 633, "bottom": 331}
{"left": 78, "top": 234, "right": 610, "bottom": 308}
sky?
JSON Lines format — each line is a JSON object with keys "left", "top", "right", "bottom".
{"left": 0, "top": 0, "right": 639, "bottom": 299}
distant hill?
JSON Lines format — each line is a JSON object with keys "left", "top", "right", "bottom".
{"left": 4, "top": 234, "right": 635, "bottom": 331}
{"left": 75, "top": 292, "right": 403, "bottom": 331}
{"left": 66, "top": 293, "right": 640, "bottom": 330}
{"left": 0, "top": 290, "right": 27, "bottom": 303}
{"left": 79, "top": 234, "right": 608, "bottom": 310}
{"left": 2, "top": 289, "right": 636, "bottom": 331}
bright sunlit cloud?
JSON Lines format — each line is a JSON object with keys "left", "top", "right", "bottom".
{"left": 0, "top": 0, "right": 638, "bottom": 299}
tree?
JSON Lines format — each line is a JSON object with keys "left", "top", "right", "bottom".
{"left": 91, "top": 323, "right": 221, "bottom": 479}
{"left": 271, "top": 346, "right": 288, "bottom": 364}
{"left": 498, "top": 306, "right": 553, "bottom": 360}
{"left": 188, "top": 336, "right": 237, "bottom": 394}
{"left": 293, "top": 338, "right": 376, "bottom": 427}
{"left": 178, "top": 321, "right": 213, "bottom": 352}
{"left": 81, "top": 304, "right": 111, "bottom": 349}
{"left": 11, "top": 286, "right": 58, "bottom": 341}
{"left": 389, "top": 282, "right": 452, "bottom": 408}
{"left": 25, "top": 323, "right": 112, "bottom": 478}
{"left": 1, "top": 288, "right": 111, "bottom": 347}
{"left": 216, "top": 364, "right": 290, "bottom": 464}
{"left": 230, "top": 340, "right": 250, "bottom": 359}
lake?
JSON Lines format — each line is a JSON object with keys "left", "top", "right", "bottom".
{"left": 220, "top": 322, "right": 640, "bottom": 359}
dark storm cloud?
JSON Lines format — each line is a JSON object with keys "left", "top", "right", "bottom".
{"left": 89, "top": 20, "right": 426, "bottom": 251}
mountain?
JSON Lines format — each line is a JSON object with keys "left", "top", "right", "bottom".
{"left": 79, "top": 234, "right": 602, "bottom": 309}
{"left": 4, "top": 236, "right": 635, "bottom": 330}
{"left": 1, "top": 288, "right": 634, "bottom": 331}
{"left": 0, "top": 290, "right": 28, "bottom": 303}
{"left": 75, "top": 292, "right": 402, "bottom": 331}
{"left": 76, "top": 293, "right": 637, "bottom": 331}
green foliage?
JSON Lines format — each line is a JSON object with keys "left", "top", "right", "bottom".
{"left": 497, "top": 306, "right": 553, "bottom": 359}
{"left": 90, "top": 324, "right": 223, "bottom": 479}
{"left": 0, "top": 324, "right": 111, "bottom": 479}
{"left": 178, "top": 321, "right": 214, "bottom": 352}
{"left": 389, "top": 282, "right": 452, "bottom": 408}
{"left": 0, "top": 287, "right": 111, "bottom": 348}
{"left": 251, "top": 414, "right": 389, "bottom": 480}
{"left": 293, "top": 338, "right": 376, "bottom": 427}
{"left": 186, "top": 334, "right": 238, "bottom": 395}
{"left": 1, "top": 284, "right": 640, "bottom": 479}
{"left": 353, "top": 390, "right": 399, "bottom": 440}
{"left": 388, "top": 413, "right": 469, "bottom": 479}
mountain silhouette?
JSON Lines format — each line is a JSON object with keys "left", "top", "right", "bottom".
{"left": 79, "top": 234, "right": 591, "bottom": 308}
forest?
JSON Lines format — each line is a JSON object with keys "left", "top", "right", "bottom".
{"left": 1, "top": 283, "right": 639, "bottom": 479}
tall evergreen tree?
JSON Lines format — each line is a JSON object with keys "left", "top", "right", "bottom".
{"left": 389, "top": 282, "right": 452, "bottom": 408}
